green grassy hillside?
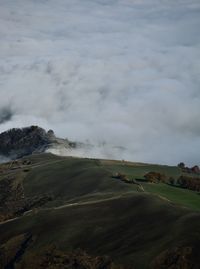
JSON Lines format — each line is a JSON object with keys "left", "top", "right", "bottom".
{"left": 0, "top": 153, "right": 200, "bottom": 269}
{"left": 100, "top": 159, "right": 200, "bottom": 211}
{"left": 101, "top": 159, "right": 181, "bottom": 180}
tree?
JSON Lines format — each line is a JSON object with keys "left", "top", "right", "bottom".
{"left": 169, "top": 177, "right": 175, "bottom": 185}
{"left": 178, "top": 162, "right": 185, "bottom": 169}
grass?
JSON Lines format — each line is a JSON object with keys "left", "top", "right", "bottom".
{"left": 99, "top": 158, "right": 200, "bottom": 211}
{"left": 23, "top": 155, "right": 137, "bottom": 207}
{"left": 1, "top": 193, "right": 200, "bottom": 269}
{"left": 142, "top": 183, "right": 200, "bottom": 211}
{"left": 1, "top": 153, "right": 200, "bottom": 268}
{"left": 1, "top": 153, "right": 199, "bottom": 211}
{"left": 101, "top": 161, "right": 181, "bottom": 180}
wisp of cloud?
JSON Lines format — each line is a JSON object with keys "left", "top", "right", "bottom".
{"left": 0, "top": 0, "right": 200, "bottom": 165}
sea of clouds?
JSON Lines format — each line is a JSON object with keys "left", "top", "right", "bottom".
{"left": 0, "top": 0, "right": 200, "bottom": 165}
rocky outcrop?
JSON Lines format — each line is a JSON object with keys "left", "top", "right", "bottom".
{"left": 0, "top": 126, "right": 75, "bottom": 160}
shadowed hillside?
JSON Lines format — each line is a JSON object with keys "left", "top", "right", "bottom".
{"left": 0, "top": 153, "right": 200, "bottom": 268}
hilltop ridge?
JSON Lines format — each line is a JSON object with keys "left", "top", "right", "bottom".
{"left": 0, "top": 126, "right": 76, "bottom": 160}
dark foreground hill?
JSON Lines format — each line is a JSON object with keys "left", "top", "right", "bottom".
{"left": 0, "top": 153, "right": 200, "bottom": 269}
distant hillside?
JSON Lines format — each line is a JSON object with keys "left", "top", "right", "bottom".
{"left": 0, "top": 126, "right": 76, "bottom": 159}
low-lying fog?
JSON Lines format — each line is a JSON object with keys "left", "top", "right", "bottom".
{"left": 0, "top": 0, "right": 200, "bottom": 165}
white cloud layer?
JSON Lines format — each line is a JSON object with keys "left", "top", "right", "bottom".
{"left": 0, "top": 0, "right": 200, "bottom": 165}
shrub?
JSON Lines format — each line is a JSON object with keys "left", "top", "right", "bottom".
{"left": 144, "top": 172, "right": 166, "bottom": 183}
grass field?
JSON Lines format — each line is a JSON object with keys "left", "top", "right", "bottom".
{"left": 141, "top": 183, "right": 200, "bottom": 211}
{"left": 0, "top": 153, "right": 200, "bottom": 268}
{"left": 99, "top": 158, "right": 200, "bottom": 211}
{"left": 1, "top": 191, "right": 200, "bottom": 268}
{"left": 100, "top": 160, "right": 181, "bottom": 180}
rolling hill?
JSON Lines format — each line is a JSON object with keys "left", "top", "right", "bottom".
{"left": 0, "top": 153, "right": 200, "bottom": 268}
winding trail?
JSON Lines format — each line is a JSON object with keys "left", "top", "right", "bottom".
{"left": 0, "top": 194, "right": 124, "bottom": 226}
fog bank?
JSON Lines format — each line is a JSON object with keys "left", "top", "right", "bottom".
{"left": 0, "top": 0, "right": 200, "bottom": 165}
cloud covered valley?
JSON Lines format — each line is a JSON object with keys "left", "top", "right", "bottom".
{"left": 0, "top": 0, "right": 200, "bottom": 165}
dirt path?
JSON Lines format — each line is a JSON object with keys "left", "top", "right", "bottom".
{"left": 54, "top": 194, "right": 124, "bottom": 210}
{"left": 0, "top": 194, "right": 124, "bottom": 226}
{"left": 30, "top": 159, "right": 66, "bottom": 169}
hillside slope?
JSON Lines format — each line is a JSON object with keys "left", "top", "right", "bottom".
{"left": 0, "top": 153, "right": 200, "bottom": 269}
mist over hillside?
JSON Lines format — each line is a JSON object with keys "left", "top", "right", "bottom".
{"left": 0, "top": 0, "right": 200, "bottom": 165}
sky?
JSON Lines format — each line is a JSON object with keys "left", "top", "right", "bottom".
{"left": 0, "top": 0, "right": 200, "bottom": 165}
